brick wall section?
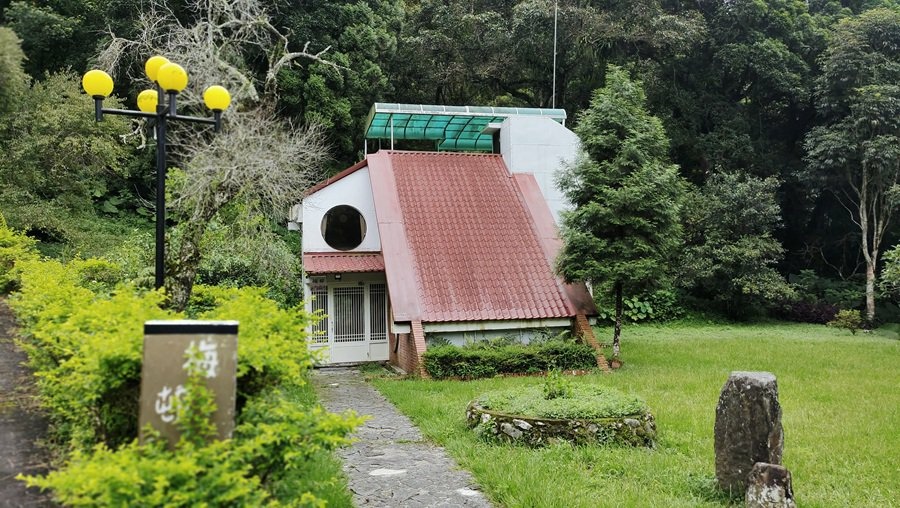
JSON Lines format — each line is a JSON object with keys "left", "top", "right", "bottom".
{"left": 574, "top": 314, "right": 610, "bottom": 372}
{"left": 410, "top": 321, "right": 428, "bottom": 378}
{"left": 388, "top": 323, "right": 429, "bottom": 377}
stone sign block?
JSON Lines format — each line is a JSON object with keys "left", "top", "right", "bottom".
{"left": 714, "top": 371, "right": 784, "bottom": 494}
{"left": 139, "top": 320, "right": 238, "bottom": 447}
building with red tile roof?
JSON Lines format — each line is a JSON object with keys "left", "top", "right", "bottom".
{"left": 296, "top": 108, "right": 598, "bottom": 373}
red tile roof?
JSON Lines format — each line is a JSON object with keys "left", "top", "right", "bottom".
{"left": 368, "top": 151, "right": 594, "bottom": 323}
{"left": 303, "top": 252, "right": 385, "bottom": 274}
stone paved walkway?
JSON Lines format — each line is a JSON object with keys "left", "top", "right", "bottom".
{"left": 313, "top": 368, "right": 492, "bottom": 508}
{"left": 0, "top": 298, "right": 54, "bottom": 507}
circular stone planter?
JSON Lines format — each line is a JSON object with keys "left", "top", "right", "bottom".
{"left": 466, "top": 386, "right": 656, "bottom": 448}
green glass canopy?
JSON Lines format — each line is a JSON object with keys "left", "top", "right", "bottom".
{"left": 363, "top": 103, "right": 567, "bottom": 152}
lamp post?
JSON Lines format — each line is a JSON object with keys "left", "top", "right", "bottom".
{"left": 82, "top": 57, "right": 231, "bottom": 290}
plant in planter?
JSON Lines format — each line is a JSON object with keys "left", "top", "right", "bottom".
{"left": 467, "top": 381, "right": 656, "bottom": 447}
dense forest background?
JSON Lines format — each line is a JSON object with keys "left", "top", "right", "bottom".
{"left": 1, "top": 0, "right": 899, "bottom": 322}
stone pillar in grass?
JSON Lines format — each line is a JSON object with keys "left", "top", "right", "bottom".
{"left": 714, "top": 371, "right": 784, "bottom": 494}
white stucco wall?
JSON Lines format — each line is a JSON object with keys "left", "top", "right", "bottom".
{"left": 499, "top": 116, "right": 580, "bottom": 223}
{"left": 301, "top": 167, "right": 381, "bottom": 252}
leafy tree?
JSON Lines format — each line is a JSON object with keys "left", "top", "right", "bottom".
{"left": 805, "top": 7, "right": 900, "bottom": 322}
{"left": 0, "top": 26, "right": 27, "bottom": 116}
{"left": 97, "top": 0, "right": 331, "bottom": 309}
{"left": 0, "top": 72, "right": 143, "bottom": 251}
{"left": 680, "top": 172, "right": 792, "bottom": 318}
{"left": 556, "top": 66, "right": 686, "bottom": 358}
{"left": 273, "top": 0, "right": 403, "bottom": 168}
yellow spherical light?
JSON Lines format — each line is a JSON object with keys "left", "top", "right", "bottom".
{"left": 137, "top": 89, "right": 159, "bottom": 113}
{"left": 157, "top": 62, "right": 188, "bottom": 93}
{"left": 203, "top": 85, "right": 231, "bottom": 111}
{"left": 82, "top": 69, "right": 114, "bottom": 98}
{"left": 145, "top": 55, "right": 170, "bottom": 83}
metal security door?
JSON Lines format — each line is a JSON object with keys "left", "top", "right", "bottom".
{"left": 330, "top": 285, "right": 368, "bottom": 362}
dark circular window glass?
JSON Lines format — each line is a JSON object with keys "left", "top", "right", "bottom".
{"left": 321, "top": 205, "right": 366, "bottom": 251}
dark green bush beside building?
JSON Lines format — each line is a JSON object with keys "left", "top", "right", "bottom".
{"left": 423, "top": 340, "right": 598, "bottom": 379}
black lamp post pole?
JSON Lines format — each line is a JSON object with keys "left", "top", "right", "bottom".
{"left": 154, "top": 85, "right": 168, "bottom": 289}
{"left": 95, "top": 91, "right": 217, "bottom": 290}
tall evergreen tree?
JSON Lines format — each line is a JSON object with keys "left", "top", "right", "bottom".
{"left": 557, "top": 66, "right": 685, "bottom": 358}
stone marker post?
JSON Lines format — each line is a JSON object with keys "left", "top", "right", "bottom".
{"left": 714, "top": 371, "right": 784, "bottom": 494}
{"left": 746, "top": 462, "right": 796, "bottom": 508}
{"left": 139, "top": 320, "right": 238, "bottom": 447}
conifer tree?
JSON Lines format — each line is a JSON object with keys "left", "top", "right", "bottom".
{"left": 557, "top": 66, "right": 685, "bottom": 359}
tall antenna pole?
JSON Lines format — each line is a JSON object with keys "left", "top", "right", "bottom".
{"left": 552, "top": 0, "right": 558, "bottom": 109}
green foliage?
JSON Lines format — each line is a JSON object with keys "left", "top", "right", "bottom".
{"left": 0, "top": 212, "right": 38, "bottom": 292}
{"left": 234, "top": 387, "right": 365, "bottom": 484}
{"left": 0, "top": 26, "right": 28, "bottom": 117}
{"left": 477, "top": 384, "right": 648, "bottom": 420}
{"left": 184, "top": 212, "right": 305, "bottom": 307}
{"left": 274, "top": 0, "right": 402, "bottom": 167}
{"left": 879, "top": 245, "right": 900, "bottom": 300}
{"left": 0, "top": 71, "right": 146, "bottom": 260}
{"left": 596, "top": 290, "right": 685, "bottom": 323}
{"left": 8, "top": 252, "right": 360, "bottom": 505}
{"left": 7, "top": 261, "right": 323, "bottom": 451}
{"left": 10, "top": 258, "right": 173, "bottom": 451}
{"left": 19, "top": 437, "right": 270, "bottom": 507}
{"left": 791, "top": 270, "right": 863, "bottom": 309}
{"left": 542, "top": 369, "right": 573, "bottom": 400}
{"left": 828, "top": 309, "right": 864, "bottom": 335}
{"left": 557, "top": 66, "right": 685, "bottom": 294}
{"left": 422, "top": 340, "right": 598, "bottom": 380}
{"left": 193, "top": 285, "right": 319, "bottom": 399}
{"left": 0, "top": 72, "right": 137, "bottom": 206}
{"left": 805, "top": 7, "right": 900, "bottom": 321}
{"left": 176, "top": 348, "right": 220, "bottom": 446}
{"left": 557, "top": 65, "right": 686, "bottom": 355}
{"left": 680, "top": 172, "right": 792, "bottom": 318}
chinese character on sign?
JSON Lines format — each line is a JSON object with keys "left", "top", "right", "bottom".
{"left": 154, "top": 384, "right": 187, "bottom": 423}
{"left": 182, "top": 338, "right": 219, "bottom": 378}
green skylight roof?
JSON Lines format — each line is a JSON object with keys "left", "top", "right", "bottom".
{"left": 363, "top": 103, "right": 567, "bottom": 152}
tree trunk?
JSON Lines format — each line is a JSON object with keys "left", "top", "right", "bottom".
{"left": 613, "top": 281, "right": 622, "bottom": 359}
{"left": 168, "top": 216, "right": 209, "bottom": 312}
{"left": 866, "top": 257, "right": 876, "bottom": 324}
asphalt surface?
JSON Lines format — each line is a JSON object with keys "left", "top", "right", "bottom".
{"left": 0, "top": 298, "right": 54, "bottom": 507}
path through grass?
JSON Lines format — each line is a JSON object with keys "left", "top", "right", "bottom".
{"left": 371, "top": 323, "right": 899, "bottom": 507}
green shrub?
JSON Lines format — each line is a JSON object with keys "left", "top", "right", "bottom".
{"left": 10, "top": 259, "right": 173, "bottom": 450}
{"left": 423, "top": 340, "right": 597, "bottom": 379}
{"left": 195, "top": 285, "right": 320, "bottom": 400}
{"left": 10, "top": 256, "right": 362, "bottom": 505}
{"left": 0, "top": 212, "right": 38, "bottom": 292}
{"left": 543, "top": 369, "right": 573, "bottom": 400}
{"left": 828, "top": 309, "right": 864, "bottom": 334}
{"left": 10, "top": 262, "right": 326, "bottom": 452}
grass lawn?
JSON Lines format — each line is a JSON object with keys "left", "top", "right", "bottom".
{"left": 370, "top": 322, "right": 899, "bottom": 507}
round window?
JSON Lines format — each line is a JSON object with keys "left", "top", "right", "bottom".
{"left": 321, "top": 205, "right": 366, "bottom": 251}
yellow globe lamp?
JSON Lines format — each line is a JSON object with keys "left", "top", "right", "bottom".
{"left": 145, "top": 55, "right": 170, "bottom": 83}
{"left": 203, "top": 86, "right": 231, "bottom": 111}
{"left": 136, "top": 89, "right": 159, "bottom": 113}
{"left": 157, "top": 62, "right": 188, "bottom": 93}
{"left": 82, "top": 70, "right": 114, "bottom": 98}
